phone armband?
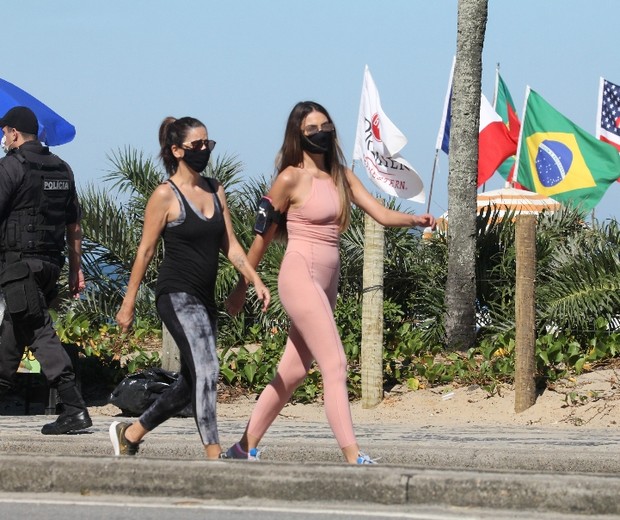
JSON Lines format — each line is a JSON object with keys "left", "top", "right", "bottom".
{"left": 254, "top": 196, "right": 281, "bottom": 234}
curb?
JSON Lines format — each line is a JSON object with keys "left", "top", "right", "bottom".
{"left": 3, "top": 435, "right": 620, "bottom": 473}
{"left": 1, "top": 454, "right": 619, "bottom": 515}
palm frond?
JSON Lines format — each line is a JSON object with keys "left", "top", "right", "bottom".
{"left": 105, "top": 146, "right": 164, "bottom": 201}
{"left": 538, "top": 217, "right": 620, "bottom": 332}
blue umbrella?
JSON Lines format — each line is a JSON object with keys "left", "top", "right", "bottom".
{"left": 0, "top": 77, "right": 75, "bottom": 146}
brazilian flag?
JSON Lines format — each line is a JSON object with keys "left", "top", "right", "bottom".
{"left": 516, "top": 88, "right": 620, "bottom": 211}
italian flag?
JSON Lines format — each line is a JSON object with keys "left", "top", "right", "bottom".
{"left": 494, "top": 72, "right": 523, "bottom": 186}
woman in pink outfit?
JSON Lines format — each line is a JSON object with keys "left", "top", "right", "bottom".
{"left": 225, "top": 101, "right": 436, "bottom": 464}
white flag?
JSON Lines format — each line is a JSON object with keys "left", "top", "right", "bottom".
{"left": 353, "top": 65, "right": 425, "bottom": 203}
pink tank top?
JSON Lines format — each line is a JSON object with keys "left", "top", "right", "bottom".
{"left": 285, "top": 176, "right": 340, "bottom": 247}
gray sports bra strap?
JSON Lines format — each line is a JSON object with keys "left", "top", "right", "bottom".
{"left": 165, "top": 179, "right": 186, "bottom": 225}
{"left": 166, "top": 179, "right": 183, "bottom": 203}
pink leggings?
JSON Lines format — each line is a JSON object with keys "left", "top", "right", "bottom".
{"left": 245, "top": 245, "right": 356, "bottom": 449}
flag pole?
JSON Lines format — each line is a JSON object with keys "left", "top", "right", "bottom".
{"left": 426, "top": 149, "right": 439, "bottom": 214}
{"left": 431, "top": 57, "right": 454, "bottom": 212}
{"left": 493, "top": 62, "right": 500, "bottom": 107}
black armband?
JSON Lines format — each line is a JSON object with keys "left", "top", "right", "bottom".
{"left": 254, "top": 196, "right": 282, "bottom": 234}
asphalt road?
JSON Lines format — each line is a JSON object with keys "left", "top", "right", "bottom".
{"left": 1, "top": 493, "right": 618, "bottom": 520}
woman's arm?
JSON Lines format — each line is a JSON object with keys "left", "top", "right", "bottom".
{"left": 225, "top": 169, "right": 297, "bottom": 315}
{"left": 345, "top": 169, "right": 436, "bottom": 229}
{"left": 236, "top": 167, "right": 298, "bottom": 274}
{"left": 217, "top": 183, "right": 271, "bottom": 312}
{"left": 116, "top": 185, "right": 172, "bottom": 332}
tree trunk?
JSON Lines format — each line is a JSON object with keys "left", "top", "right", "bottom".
{"left": 515, "top": 215, "right": 537, "bottom": 413}
{"left": 361, "top": 212, "right": 384, "bottom": 408}
{"left": 160, "top": 324, "right": 181, "bottom": 373}
{"left": 445, "top": 0, "right": 488, "bottom": 350}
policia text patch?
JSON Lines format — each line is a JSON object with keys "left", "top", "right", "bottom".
{"left": 43, "top": 179, "right": 70, "bottom": 191}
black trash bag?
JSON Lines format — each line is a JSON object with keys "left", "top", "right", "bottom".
{"left": 108, "top": 367, "right": 193, "bottom": 417}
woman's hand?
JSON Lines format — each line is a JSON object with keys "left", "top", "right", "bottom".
{"left": 225, "top": 279, "right": 249, "bottom": 316}
{"left": 116, "top": 302, "right": 135, "bottom": 333}
{"left": 413, "top": 213, "right": 437, "bottom": 230}
{"left": 253, "top": 279, "right": 271, "bottom": 313}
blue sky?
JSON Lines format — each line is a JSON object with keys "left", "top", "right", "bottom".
{"left": 3, "top": 0, "right": 619, "bottom": 222}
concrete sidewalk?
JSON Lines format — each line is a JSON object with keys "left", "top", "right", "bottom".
{"left": 1, "top": 413, "right": 619, "bottom": 515}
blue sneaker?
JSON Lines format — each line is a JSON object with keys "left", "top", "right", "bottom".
{"left": 356, "top": 451, "right": 377, "bottom": 464}
{"left": 225, "top": 442, "right": 261, "bottom": 461}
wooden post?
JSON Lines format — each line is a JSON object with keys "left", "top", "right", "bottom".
{"left": 160, "top": 324, "right": 181, "bottom": 373}
{"left": 361, "top": 212, "right": 385, "bottom": 408}
{"left": 515, "top": 214, "right": 537, "bottom": 413}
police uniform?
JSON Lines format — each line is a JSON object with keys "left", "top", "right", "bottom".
{"left": 0, "top": 106, "right": 91, "bottom": 434}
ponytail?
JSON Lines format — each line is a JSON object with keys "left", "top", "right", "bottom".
{"left": 158, "top": 116, "right": 205, "bottom": 176}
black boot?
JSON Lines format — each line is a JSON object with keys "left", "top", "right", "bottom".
{"left": 41, "top": 381, "right": 92, "bottom": 435}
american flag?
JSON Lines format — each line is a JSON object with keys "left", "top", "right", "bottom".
{"left": 597, "top": 77, "right": 620, "bottom": 152}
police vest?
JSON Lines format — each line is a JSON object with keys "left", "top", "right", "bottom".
{"left": 0, "top": 148, "right": 73, "bottom": 256}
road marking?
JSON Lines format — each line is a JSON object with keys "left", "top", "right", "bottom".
{"left": 0, "top": 497, "right": 477, "bottom": 519}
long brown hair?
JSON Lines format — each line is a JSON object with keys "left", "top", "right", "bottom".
{"left": 275, "top": 101, "right": 352, "bottom": 231}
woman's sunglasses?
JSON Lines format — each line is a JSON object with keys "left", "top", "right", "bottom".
{"left": 182, "top": 139, "right": 216, "bottom": 152}
{"left": 303, "top": 123, "right": 335, "bottom": 137}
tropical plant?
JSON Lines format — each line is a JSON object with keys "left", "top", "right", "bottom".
{"left": 474, "top": 206, "right": 620, "bottom": 344}
{"left": 537, "top": 214, "right": 620, "bottom": 336}
{"left": 68, "top": 146, "right": 164, "bottom": 325}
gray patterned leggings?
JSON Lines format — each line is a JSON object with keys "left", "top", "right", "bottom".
{"left": 139, "top": 292, "right": 220, "bottom": 445}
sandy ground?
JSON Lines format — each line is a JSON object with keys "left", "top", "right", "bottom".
{"left": 92, "top": 364, "right": 620, "bottom": 430}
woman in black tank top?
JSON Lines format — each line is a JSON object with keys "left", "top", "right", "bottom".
{"left": 111, "top": 116, "right": 270, "bottom": 460}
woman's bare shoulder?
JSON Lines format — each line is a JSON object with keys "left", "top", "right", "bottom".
{"left": 277, "top": 166, "right": 303, "bottom": 185}
{"left": 147, "top": 181, "right": 176, "bottom": 206}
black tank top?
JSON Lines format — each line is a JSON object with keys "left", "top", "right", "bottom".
{"left": 155, "top": 177, "right": 225, "bottom": 318}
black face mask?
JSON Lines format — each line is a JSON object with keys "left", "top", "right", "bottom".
{"left": 182, "top": 148, "right": 211, "bottom": 172}
{"left": 301, "top": 131, "right": 332, "bottom": 154}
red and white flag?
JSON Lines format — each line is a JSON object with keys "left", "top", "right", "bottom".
{"left": 436, "top": 59, "right": 517, "bottom": 187}
{"left": 478, "top": 93, "right": 518, "bottom": 186}
{"left": 352, "top": 65, "right": 425, "bottom": 203}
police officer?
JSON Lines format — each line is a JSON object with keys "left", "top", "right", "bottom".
{"left": 0, "top": 106, "right": 91, "bottom": 434}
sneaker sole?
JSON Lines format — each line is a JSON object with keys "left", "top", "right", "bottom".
{"left": 109, "top": 421, "right": 122, "bottom": 456}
